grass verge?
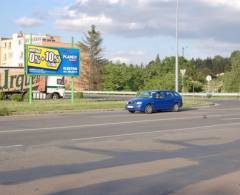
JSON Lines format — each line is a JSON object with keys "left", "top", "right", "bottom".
{"left": 0, "top": 107, "right": 11, "bottom": 116}
{"left": 182, "top": 96, "right": 212, "bottom": 109}
{"left": 0, "top": 99, "right": 124, "bottom": 115}
{"left": 0, "top": 97, "right": 211, "bottom": 116}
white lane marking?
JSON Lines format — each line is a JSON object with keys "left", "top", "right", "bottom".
{"left": 0, "top": 145, "right": 23, "bottom": 149}
{"left": 202, "top": 107, "right": 240, "bottom": 112}
{"left": 0, "top": 116, "right": 200, "bottom": 134}
{"left": 72, "top": 122, "right": 240, "bottom": 142}
{"left": 222, "top": 118, "right": 240, "bottom": 121}
{"left": 0, "top": 113, "right": 240, "bottom": 134}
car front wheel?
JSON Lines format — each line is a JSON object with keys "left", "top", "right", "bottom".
{"left": 145, "top": 104, "right": 153, "bottom": 114}
{"left": 128, "top": 110, "right": 135, "bottom": 113}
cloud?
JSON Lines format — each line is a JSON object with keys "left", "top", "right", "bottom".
{"left": 110, "top": 56, "right": 130, "bottom": 64}
{"left": 15, "top": 17, "right": 43, "bottom": 27}
{"left": 110, "top": 50, "right": 146, "bottom": 64}
{"left": 201, "top": 0, "right": 240, "bottom": 10}
{"left": 56, "top": 14, "right": 113, "bottom": 30}
{"left": 53, "top": 0, "right": 240, "bottom": 45}
{"left": 54, "top": 0, "right": 176, "bottom": 37}
{"left": 196, "top": 39, "right": 240, "bottom": 54}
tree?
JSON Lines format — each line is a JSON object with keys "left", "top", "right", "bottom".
{"left": 78, "top": 25, "right": 106, "bottom": 90}
{"left": 102, "top": 62, "right": 144, "bottom": 91}
{"left": 224, "top": 51, "right": 240, "bottom": 92}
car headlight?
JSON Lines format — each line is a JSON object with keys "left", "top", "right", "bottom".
{"left": 136, "top": 101, "right": 142, "bottom": 105}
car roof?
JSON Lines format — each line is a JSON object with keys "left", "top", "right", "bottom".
{"left": 145, "top": 90, "right": 176, "bottom": 93}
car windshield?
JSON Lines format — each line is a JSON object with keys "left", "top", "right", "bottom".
{"left": 138, "top": 91, "right": 152, "bottom": 98}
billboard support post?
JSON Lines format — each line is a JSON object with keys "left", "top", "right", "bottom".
{"left": 29, "top": 34, "right": 33, "bottom": 105}
{"left": 71, "top": 37, "right": 74, "bottom": 104}
{"left": 29, "top": 76, "right": 32, "bottom": 104}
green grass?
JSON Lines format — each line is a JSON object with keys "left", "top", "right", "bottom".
{"left": 0, "top": 99, "right": 125, "bottom": 115}
{"left": 0, "top": 97, "right": 211, "bottom": 116}
{"left": 182, "top": 96, "right": 211, "bottom": 108}
{"left": 209, "top": 96, "right": 240, "bottom": 100}
{"left": 0, "top": 107, "right": 10, "bottom": 116}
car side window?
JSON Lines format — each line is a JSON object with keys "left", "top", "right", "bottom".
{"left": 159, "top": 92, "right": 165, "bottom": 99}
{"left": 165, "top": 92, "right": 174, "bottom": 98}
{"left": 151, "top": 92, "right": 157, "bottom": 98}
{"left": 174, "top": 92, "right": 180, "bottom": 97}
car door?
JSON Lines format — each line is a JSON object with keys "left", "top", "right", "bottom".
{"left": 163, "top": 91, "right": 175, "bottom": 110}
{"left": 153, "top": 91, "right": 167, "bottom": 110}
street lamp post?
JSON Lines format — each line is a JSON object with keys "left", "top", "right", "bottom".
{"left": 175, "top": 0, "right": 179, "bottom": 92}
{"left": 180, "top": 69, "right": 186, "bottom": 92}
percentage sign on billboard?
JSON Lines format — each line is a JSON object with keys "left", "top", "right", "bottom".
{"left": 29, "top": 52, "right": 41, "bottom": 64}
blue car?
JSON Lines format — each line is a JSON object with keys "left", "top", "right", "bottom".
{"left": 125, "top": 90, "right": 183, "bottom": 114}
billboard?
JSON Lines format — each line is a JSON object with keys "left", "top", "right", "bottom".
{"left": 25, "top": 45, "right": 80, "bottom": 76}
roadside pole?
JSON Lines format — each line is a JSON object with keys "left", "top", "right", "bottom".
{"left": 29, "top": 34, "right": 33, "bottom": 105}
{"left": 71, "top": 36, "right": 74, "bottom": 104}
{"left": 175, "top": 0, "right": 179, "bottom": 92}
{"left": 180, "top": 69, "right": 186, "bottom": 92}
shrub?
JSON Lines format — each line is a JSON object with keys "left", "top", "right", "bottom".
{"left": 206, "top": 93, "right": 212, "bottom": 99}
{"left": 75, "top": 92, "right": 84, "bottom": 99}
{"left": 136, "top": 91, "right": 142, "bottom": 97}
{"left": 0, "top": 107, "right": 10, "bottom": 116}
{"left": 0, "top": 92, "right": 6, "bottom": 100}
{"left": 23, "top": 92, "right": 30, "bottom": 101}
{"left": 11, "top": 94, "right": 23, "bottom": 102}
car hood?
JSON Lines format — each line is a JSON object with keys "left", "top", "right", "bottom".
{"left": 127, "top": 97, "right": 149, "bottom": 104}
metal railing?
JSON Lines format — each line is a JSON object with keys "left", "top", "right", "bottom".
{"left": 182, "top": 92, "right": 240, "bottom": 97}
{"left": 64, "top": 91, "right": 240, "bottom": 100}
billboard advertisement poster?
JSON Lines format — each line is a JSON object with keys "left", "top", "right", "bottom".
{"left": 25, "top": 45, "right": 80, "bottom": 76}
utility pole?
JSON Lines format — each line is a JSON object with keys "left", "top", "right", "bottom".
{"left": 175, "top": 0, "right": 179, "bottom": 92}
{"left": 180, "top": 69, "right": 186, "bottom": 92}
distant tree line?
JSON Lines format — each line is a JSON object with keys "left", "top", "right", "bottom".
{"left": 103, "top": 55, "right": 205, "bottom": 92}
{"left": 80, "top": 26, "right": 240, "bottom": 92}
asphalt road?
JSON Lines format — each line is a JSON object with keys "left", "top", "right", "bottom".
{"left": 1, "top": 100, "right": 240, "bottom": 195}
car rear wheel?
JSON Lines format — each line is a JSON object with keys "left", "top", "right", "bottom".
{"left": 145, "top": 104, "right": 153, "bottom": 114}
{"left": 172, "top": 103, "right": 180, "bottom": 112}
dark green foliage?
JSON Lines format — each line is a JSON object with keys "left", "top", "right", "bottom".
{"left": 102, "top": 54, "right": 206, "bottom": 92}
{"left": 11, "top": 94, "right": 23, "bottom": 102}
{"left": 103, "top": 63, "right": 144, "bottom": 91}
{"left": 142, "top": 56, "right": 204, "bottom": 91}
{"left": 101, "top": 50, "right": 240, "bottom": 93}
{"left": 223, "top": 51, "right": 240, "bottom": 92}
{"left": 191, "top": 56, "right": 231, "bottom": 76}
{"left": 75, "top": 92, "right": 84, "bottom": 99}
{"left": 0, "top": 92, "right": 6, "bottom": 100}
{"left": 23, "top": 92, "right": 29, "bottom": 101}
{"left": 0, "top": 107, "right": 10, "bottom": 116}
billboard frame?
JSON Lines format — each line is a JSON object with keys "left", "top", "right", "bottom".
{"left": 24, "top": 44, "right": 80, "bottom": 77}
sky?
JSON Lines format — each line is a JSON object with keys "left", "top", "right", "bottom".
{"left": 1, "top": 0, "right": 240, "bottom": 64}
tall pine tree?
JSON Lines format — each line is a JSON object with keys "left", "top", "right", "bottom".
{"left": 78, "top": 25, "right": 106, "bottom": 90}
